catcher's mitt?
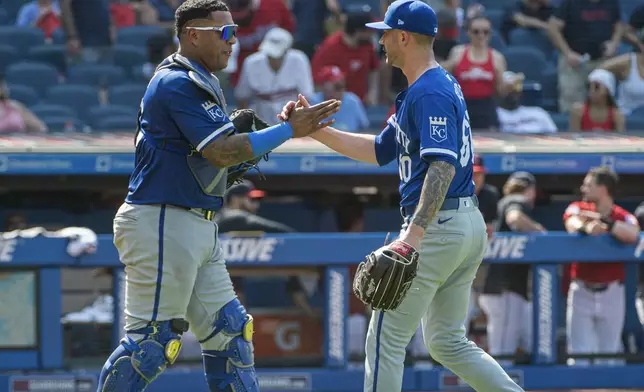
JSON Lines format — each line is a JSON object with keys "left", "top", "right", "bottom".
{"left": 353, "top": 239, "right": 420, "bottom": 311}
{"left": 227, "top": 109, "right": 271, "bottom": 188}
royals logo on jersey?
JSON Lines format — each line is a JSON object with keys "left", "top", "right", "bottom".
{"left": 373, "top": 67, "right": 475, "bottom": 209}
{"left": 429, "top": 117, "right": 447, "bottom": 144}
{"left": 202, "top": 100, "right": 226, "bottom": 122}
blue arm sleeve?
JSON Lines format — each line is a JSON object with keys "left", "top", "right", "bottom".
{"left": 374, "top": 115, "right": 397, "bottom": 166}
{"left": 414, "top": 93, "right": 459, "bottom": 166}
{"left": 166, "top": 76, "right": 234, "bottom": 153}
{"left": 247, "top": 122, "right": 293, "bottom": 157}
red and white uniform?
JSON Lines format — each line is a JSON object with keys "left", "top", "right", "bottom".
{"left": 563, "top": 201, "right": 639, "bottom": 365}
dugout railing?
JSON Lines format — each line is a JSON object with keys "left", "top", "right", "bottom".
{"left": 1, "top": 232, "right": 644, "bottom": 391}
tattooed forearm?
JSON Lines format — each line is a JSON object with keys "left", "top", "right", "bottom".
{"left": 410, "top": 160, "right": 456, "bottom": 229}
{"left": 202, "top": 134, "right": 255, "bottom": 168}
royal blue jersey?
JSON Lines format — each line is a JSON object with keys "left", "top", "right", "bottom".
{"left": 125, "top": 64, "right": 234, "bottom": 210}
{"left": 374, "top": 66, "right": 475, "bottom": 209}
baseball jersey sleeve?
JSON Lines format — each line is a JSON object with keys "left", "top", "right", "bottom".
{"left": 166, "top": 76, "right": 234, "bottom": 153}
{"left": 414, "top": 93, "right": 459, "bottom": 166}
{"left": 374, "top": 115, "right": 397, "bottom": 166}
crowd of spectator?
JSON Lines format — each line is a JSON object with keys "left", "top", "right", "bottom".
{"left": 0, "top": 0, "right": 643, "bottom": 134}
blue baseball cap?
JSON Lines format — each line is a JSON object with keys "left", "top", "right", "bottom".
{"left": 365, "top": 0, "right": 438, "bottom": 37}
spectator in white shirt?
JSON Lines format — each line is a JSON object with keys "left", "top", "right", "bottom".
{"left": 497, "top": 71, "right": 558, "bottom": 133}
{"left": 235, "top": 27, "right": 314, "bottom": 125}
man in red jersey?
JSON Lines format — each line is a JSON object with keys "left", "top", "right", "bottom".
{"left": 311, "top": 11, "right": 381, "bottom": 103}
{"left": 227, "top": 0, "right": 295, "bottom": 85}
{"left": 563, "top": 166, "right": 640, "bottom": 366}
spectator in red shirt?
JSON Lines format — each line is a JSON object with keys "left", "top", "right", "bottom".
{"left": 227, "top": 0, "right": 296, "bottom": 85}
{"left": 569, "top": 69, "right": 625, "bottom": 132}
{"left": 563, "top": 166, "right": 640, "bottom": 366}
{"left": 312, "top": 11, "right": 381, "bottom": 103}
{"left": 16, "top": 0, "right": 61, "bottom": 39}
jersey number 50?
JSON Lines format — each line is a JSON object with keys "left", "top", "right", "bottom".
{"left": 459, "top": 111, "right": 474, "bottom": 168}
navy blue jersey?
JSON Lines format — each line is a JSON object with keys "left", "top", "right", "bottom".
{"left": 374, "top": 66, "right": 475, "bottom": 209}
{"left": 125, "top": 65, "right": 234, "bottom": 210}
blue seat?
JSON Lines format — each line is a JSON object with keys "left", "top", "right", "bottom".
{"left": 27, "top": 44, "right": 67, "bottom": 72}
{"left": 7, "top": 84, "right": 39, "bottom": 107}
{"left": 1, "top": 0, "right": 27, "bottom": 24}
{"left": 116, "top": 25, "right": 168, "bottom": 47}
{"left": 539, "top": 66, "right": 558, "bottom": 112}
{"left": 0, "top": 26, "right": 45, "bottom": 54}
{"left": 108, "top": 84, "right": 147, "bottom": 107}
{"left": 5, "top": 61, "right": 59, "bottom": 95}
{"left": 86, "top": 104, "right": 137, "bottom": 127}
{"left": 365, "top": 104, "right": 390, "bottom": 128}
{"left": 67, "top": 64, "right": 127, "bottom": 88}
{"left": 51, "top": 28, "right": 65, "bottom": 45}
{"left": 41, "top": 116, "right": 86, "bottom": 132}
{"left": 508, "top": 28, "right": 553, "bottom": 58}
{"left": 502, "top": 46, "right": 549, "bottom": 83}
{"left": 44, "top": 85, "right": 100, "bottom": 114}
{"left": 30, "top": 104, "right": 78, "bottom": 119}
{"left": 549, "top": 112, "right": 569, "bottom": 131}
{"left": 484, "top": 9, "right": 505, "bottom": 31}
{"left": 626, "top": 115, "right": 644, "bottom": 132}
{"left": 0, "top": 44, "right": 18, "bottom": 74}
{"left": 630, "top": 106, "right": 644, "bottom": 118}
{"left": 0, "top": 8, "right": 7, "bottom": 25}
{"left": 112, "top": 45, "right": 148, "bottom": 72}
{"left": 92, "top": 115, "right": 136, "bottom": 132}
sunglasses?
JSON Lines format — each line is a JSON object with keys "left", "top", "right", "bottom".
{"left": 470, "top": 28, "right": 490, "bottom": 36}
{"left": 185, "top": 24, "right": 238, "bottom": 40}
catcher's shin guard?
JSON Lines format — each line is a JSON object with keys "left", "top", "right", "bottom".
{"left": 97, "top": 319, "right": 189, "bottom": 392}
{"left": 201, "top": 298, "right": 258, "bottom": 392}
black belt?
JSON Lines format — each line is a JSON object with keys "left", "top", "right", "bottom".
{"left": 400, "top": 195, "right": 479, "bottom": 218}
{"left": 168, "top": 205, "right": 216, "bottom": 221}
{"left": 578, "top": 280, "right": 623, "bottom": 293}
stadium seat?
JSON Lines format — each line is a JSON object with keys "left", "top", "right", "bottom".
{"left": 30, "top": 104, "right": 78, "bottom": 119}
{"left": 40, "top": 116, "right": 86, "bottom": 132}
{"left": 27, "top": 44, "right": 67, "bottom": 72}
{"left": 107, "top": 84, "right": 147, "bottom": 107}
{"left": 67, "top": 64, "right": 127, "bottom": 88}
{"left": 484, "top": 9, "right": 504, "bottom": 31}
{"left": 0, "top": 44, "right": 19, "bottom": 74}
{"left": 112, "top": 44, "right": 148, "bottom": 72}
{"left": 51, "top": 28, "right": 65, "bottom": 45}
{"left": 626, "top": 115, "right": 644, "bottom": 132}
{"left": 0, "top": 8, "right": 7, "bottom": 25}
{"left": 0, "top": 0, "right": 27, "bottom": 24}
{"left": 44, "top": 85, "right": 100, "bottom": 114}
{"left": 0, "top": 26, "right": 45, "bottom": 54}
{"left": 550, "top": 112, "right": 569, "bottom": 131}
{"left": 5, "top": 61, "right": 59, "bottom": 95}
{"left": 502, "top": 46, "right": 549, "bottom": 83}
{"left": 86, "top": 104, "right": 137, "bottom": 127}
{"left": 116, "top": 25, "right": 168, "bottom": 47}
{"left": 630, "top": 106, "right": 644, "bottom": 118}
{"left": 92, "top": 115, "right": 136, "bottom": 132}
{"left": 508, "top": 28, "right": 553, "bottom": 59}
{"left": 540, "top": 66, "right": 558, "bottom": 112}
{"left": 365, "top": 104, "right": 390, "bottom": 128}
{"left": 7, "top": 84, "right": 39, "bottom": 107}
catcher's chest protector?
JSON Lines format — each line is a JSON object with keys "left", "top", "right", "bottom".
{"left": 142, "top": 54, "right": 231, "bottom": 197}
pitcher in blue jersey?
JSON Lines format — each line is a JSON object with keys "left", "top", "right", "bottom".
{"left": 96, "top": 1, "right": 340, "bottom": 391}
{"left": 280, "top": 1, "right": 525, "bottom": 391}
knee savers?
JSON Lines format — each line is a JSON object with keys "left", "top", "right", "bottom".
{"left": 97, "top": 319, "right": 189, "bottom": 392}
{"left": 202, "top": 298, "right": 259, "bottom": 392}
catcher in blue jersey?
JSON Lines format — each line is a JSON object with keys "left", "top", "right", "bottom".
{"left": 96, "top": 1, "right": 340, "bottom": 391}
{"left": 280, "top": 1, "right": 525, "bottom": 391}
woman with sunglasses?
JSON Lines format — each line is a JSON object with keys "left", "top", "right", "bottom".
{"left": 443, "top": 15, "right": 522, "bottom": 131}
{"left": 569, "top": 69, "right": 625, "bottom": 132}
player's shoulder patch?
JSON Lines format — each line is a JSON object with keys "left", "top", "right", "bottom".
{"left": 429, "top": 116, "right": 448, "bottom": 143}
{"left": 201, "top": 100, "right": 227, "bottom": 123}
